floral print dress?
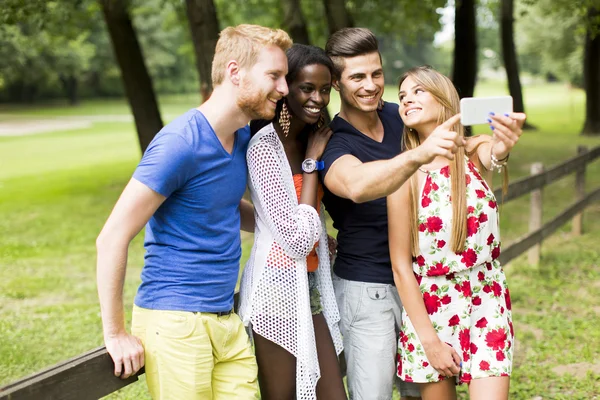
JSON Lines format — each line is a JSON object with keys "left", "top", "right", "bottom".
{"left": 397, "top": 158, "right": 514, "bottom": 384}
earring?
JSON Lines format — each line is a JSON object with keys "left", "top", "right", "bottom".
{"left": 317, "top": 113, "right": 325, "bottom": 129}
{"left": 279, "top": 102, "right": 291, "bottom": 137}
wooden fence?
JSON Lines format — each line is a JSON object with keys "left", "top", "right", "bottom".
{"left": 2, "top": 145, "right": 599, "bottom": 400}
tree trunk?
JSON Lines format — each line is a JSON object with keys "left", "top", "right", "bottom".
{"left": 452, "top": 0, "right": 477, "bottom": 99}
{"left": 582, "top": 7, "right": 600, "bottom": 135}
{"left": 322, "top": 0, "right": 354, "bottom": 35}
{"left": 185, "top": 0, "right": 220, "bottom": 102}
{"left": 281, "top": 0, "right": 310, "bottom": 44}
{"left": 500, "top": 0, "right": 535, "bottom": 129}
{"left": 99, "top": 0, "right": 163, "bottom": 153}
{"left": 60, "top": 74, "right": 79, "bottom": 105}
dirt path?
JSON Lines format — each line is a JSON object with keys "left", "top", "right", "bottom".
{"left": 0, "top": 114, "right": 133, "bottom": 136}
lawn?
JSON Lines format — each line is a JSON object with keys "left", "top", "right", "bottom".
{"left": 0, "top": 80, "right": 599, "bottom": 399}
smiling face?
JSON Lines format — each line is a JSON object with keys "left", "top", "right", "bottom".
{"left": 398, "top": 75, "right": 443, "bottom": 134}
{"left": 285, "top": 64, "right": 332, "bottom": 125}
{"left": 335, "top": 52, "right": 384, "bottom": 114}
{"left": 237, "top": 44, "right": 289, "bottom": 120}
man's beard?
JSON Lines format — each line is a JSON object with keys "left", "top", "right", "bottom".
{"left": 237, "top": 78, "right": 275, "bottom": 120}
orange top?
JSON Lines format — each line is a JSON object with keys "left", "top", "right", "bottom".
{"left": 293, "top": 174, "right": 324, "bottom": 272}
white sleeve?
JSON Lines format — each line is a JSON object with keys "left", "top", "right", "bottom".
{"left": 247, "top": 138, "right": 321, "bottom": 259}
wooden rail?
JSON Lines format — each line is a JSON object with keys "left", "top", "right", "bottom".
{"left": 2, "top": 145, "right": 600, "bottom": 400}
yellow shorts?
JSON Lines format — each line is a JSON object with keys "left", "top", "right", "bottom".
{"left": 132, "top": 305, "right": 259, "bottom": 400}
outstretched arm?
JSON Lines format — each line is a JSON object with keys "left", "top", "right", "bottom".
{"left": 470, "top": 112, "right": 526, "bottom": 169}
{"left": 388, "top": 183, "right": 461, "bottom": 378}
{"left": 96, "top": 178, "right": 166, "bottom": 378}
{"left": 324, "top": 114, "right": 464, "bottom": 203}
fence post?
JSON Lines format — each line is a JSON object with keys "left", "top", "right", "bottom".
{"left": 572, "top": 146, "right": 588, "bottom": 236}
{"left": 528, "top": 162, "right": 544, "bottom": 265}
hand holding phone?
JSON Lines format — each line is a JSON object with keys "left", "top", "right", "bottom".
{"left": 460, "top": 96, "right": 513, "bottom": 126}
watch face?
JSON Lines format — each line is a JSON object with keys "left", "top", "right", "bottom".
{"left": 302, "top": 159, "right": 316, "bottom": 173}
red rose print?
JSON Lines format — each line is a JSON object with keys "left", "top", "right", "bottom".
{"left": 430, "top": 284, "right": 439, "bottom": 292}
{"left": 449, "top": 314, "right": 460, "bottom": 326}
{"left": 461, "top": 248, "right": 478, "bottom": 267}
{"left": 479, "top": 360, "right": 490, "bottom": 371}
{"left": 422, "top": 196, "right": 432, "bottom": 207}
{"left": 446, "top": 273, "right": 455, "bottom": 281}
{"left": 467, "top": 205, "right": 475, "bottom": 214}
{"left": 432, "top": 182, "right": 439, "bottom": 191}
{"left": 463, "top": 351, "right": 470, "bottom": 362}
{"left": 427, "top": 216, "right": 443, "bottom": 233}
{"left": 422, "top": 361, "right": 429, "bottom": 367}
{"left": 505, "top": 288, "right": 512, "bottom": 310}
{"left": 479, "top": 213, "right": 488, "bottom": 223}
{"left": 489, "top": 200, "right": 497, "bottom": 209}
{"left": 470, "top": 342, "right": 478, "bottom": 354}
{"left": 440, "top": 166, "right": 450, "bottom": 177}
{"left": 475, "top": 317, "right": 488, "bottom": 328}
{"left": 459, "top": 328, "right": 470, "bottom": 351}
{"left": 416, "top": 255, "right": 425, "bottom": 266}
{"left": 419, "top": 223, "right": 426, "bottom": 232}
{"left": 487, "top": 233, "right": 495, "bottom": 245}
{"left": 461, "top": 373, "right": 472, "bottom": 383}
{"left": 477, "top": 271, "right": 485, "bottom": 281}
{"left": 492, "top": 281, "right": 502, "bottom": 297}
{"left": 441, "top": 295, "right": 451, "bottom": 305}
{"left": 496, "top": 350, "right": 506, "bottom": 361}
{"left": 461, "top": 281, "right": 472, "bottom": 297}
{"left": 476, "top": 189, "right": 486, "bottom": 198}
{"left": 400, "top": 331, "right": 409, "bottom": 344}
{"left": 483, "top": 285, "right": 492, "bottom": 293}
{"left": 465, "top": 174, "right": 471, "bottom": 184}
{"left": 404, "top": 375, "right": 413, "bottom": 382}
{"left": 500, "top": 306, "right": 505, "bottom": 314}
{"left": 486, "top": 329, "right": 507, "bottom": 350}
{"left": 423, "top": 292, "right": 442, "bottom": 314}
{"left": 509, "top": 321, "right": 514, "bottom": 338}
{"left": 491, "top": 246, "right": 501, "bottom": 260}
{"left": 437, "top": 240, "right": 446, "bottom": 248}
{"left": 407, "top": 343, "right": 415, "bottom": 352}
{"left": 397, "top": 355, "right": 402, "bottom": 375}
{"left": 427, "top": 263, "right": 450, "bottom": 276}
{"left": 415, "top": 273, "right": 423, "bottom": 285}
{"left": 467, "top": 216, "right": 480, "bottom": 237}
{"left": 423, "top": 178, "right": 433, "bottom": 195}
{"left": 472, "top": 296, "right": 482, "bottom": 306}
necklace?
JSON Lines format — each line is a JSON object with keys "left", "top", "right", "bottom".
{"left": 418, "top": 167, "right": 429, "bottom": 174}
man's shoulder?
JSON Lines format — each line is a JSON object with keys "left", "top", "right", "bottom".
{"left": 380, "top": 101, "right": 403, "bottom": 124}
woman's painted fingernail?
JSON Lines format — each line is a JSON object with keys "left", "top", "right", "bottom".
{"left": 487, "top": 118, "right": 492, "bottom": 123}
{"left": 489, "top": 112, "right": 495, "bottom": 116}
{"left": 490, "top": 126, "right": 495, "bottom": 131}
{"left": 504, "top": 113, "right": 510, "bottom": 117}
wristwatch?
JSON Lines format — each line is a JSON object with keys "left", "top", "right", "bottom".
{"left": 302, "top": 158, "right": 325, "bottom": 174}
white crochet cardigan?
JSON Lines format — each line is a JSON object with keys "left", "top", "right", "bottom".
{"left": 239, "top": 123, "right": 343, "bottom": 400}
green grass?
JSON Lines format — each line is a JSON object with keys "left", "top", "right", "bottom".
{"left": 1, "top": 82, "right": 600, "bottom": 399}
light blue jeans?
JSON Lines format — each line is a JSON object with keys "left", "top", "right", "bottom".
{"left": 333, "top": 273, "right": 421, "bottom": 400}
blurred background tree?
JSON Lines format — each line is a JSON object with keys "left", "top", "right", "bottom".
{"left": 1, "top": 0, "right": 600, "bottom": 149}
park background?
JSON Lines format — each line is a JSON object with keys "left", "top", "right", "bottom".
{"left": 1, "top": 0, "right": 600, "bottom": 399}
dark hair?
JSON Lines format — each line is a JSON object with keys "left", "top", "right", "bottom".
{"left": 250, "top": 44, "right": 333, "bottom": 135}
{"left": 325, "top": 28, "right": 379, "bottom": 78}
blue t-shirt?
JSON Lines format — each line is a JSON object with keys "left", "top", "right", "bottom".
{"left": 133, "top": 109, "right": 251, "bottom": 312}
{"left": 320, "top": 102, "right": 404, "bottom": 284}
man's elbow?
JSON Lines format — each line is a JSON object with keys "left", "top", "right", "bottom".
{"left": 346, "top": 185, "right": 373, "bottom": 204}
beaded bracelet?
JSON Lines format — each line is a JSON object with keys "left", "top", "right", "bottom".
{"left": 490, "top": 148, "right": 510, "bottom": 173}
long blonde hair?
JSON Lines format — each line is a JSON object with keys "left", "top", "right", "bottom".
{"left": 399, "top": 66, "right": 468, "bottom": 256}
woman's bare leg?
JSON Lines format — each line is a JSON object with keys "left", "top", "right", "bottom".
{"left": 313, "top": 313, "right": 347, "bottom": 399}
{"left": 252, "top": 329, "right": 296, "bottom": 400}
{"left": 469, "top": 376, "right": 509, "bottom": 400}
{"left": 418, "top": 380, "right": 456, "bottom": 400}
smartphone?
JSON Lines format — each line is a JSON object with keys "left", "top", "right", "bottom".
{"left": 460, "top": 96, "right": 513, "bottom": 126}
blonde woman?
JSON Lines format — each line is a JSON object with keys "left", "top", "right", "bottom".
{"left": 388, "top": 66, "right": 526, "bottom": 400}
